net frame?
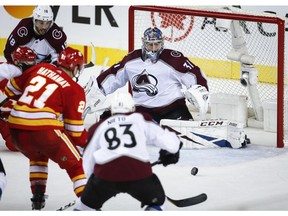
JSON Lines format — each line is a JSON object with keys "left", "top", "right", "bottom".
{"left": 128, "top": 5, "right": 286, "bottom": 148}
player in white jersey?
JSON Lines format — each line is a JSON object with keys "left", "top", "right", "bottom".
{"left": 4, "top": 6, "right": 67, "bottom": 65}
{"left": 0, "top": 47, "right": 37, "bottom": 151}
{"left": 74, "top": 92, "right": 182, "bottom": 211}
{"left": 85, "top": 27, "right": 209, "bottom": 122}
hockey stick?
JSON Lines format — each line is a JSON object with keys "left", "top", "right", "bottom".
{"left": 166, "top": 193, "right": 207, "bottom": 207}
{"left": 100, "top": 57, "right": 109, "bottom": 74}
{"left": 0, "top": 97, "right": 10, "bottom": 122}
{"left": 56, "top": 200, "right": 76, "bottom": 211}
{"left": 84, "top": 42, "right": 96, "bottom": 69}
{"left": 0, "top": 97, "right": 9, "bottom": 107}
{"left": 81, "top": 57, "right": 110, "bottom": 120}
{"left": 151, "top": 160, "right": 207, "bottom": 207}
{"left": 56, "top": 193, "right": 207, "bottom": 210}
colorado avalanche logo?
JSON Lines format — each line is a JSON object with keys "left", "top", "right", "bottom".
{"left": 17, "top": 27, "right": 28, "bottom": 37}
{"left": 52, "top": 29, "right": 63, "bottom": 40}
{"left": 131, "top": 70, "right": 158, "bottom": 96}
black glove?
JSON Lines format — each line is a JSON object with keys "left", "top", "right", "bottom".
{"left": 158, "top": 149, "right": 180, "bottom": 167}
{"left": 158, "top": 142, "right": 182, "bottom": 167}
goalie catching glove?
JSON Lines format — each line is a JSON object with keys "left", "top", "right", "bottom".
{"left": 182, "top": 85, "right": 210, "bottom": 117}
{"left": 158, "top": 142, "right": 183, "bottom": 167}
{"left": 83, "top": 75, "right": 107, "bottom": 115}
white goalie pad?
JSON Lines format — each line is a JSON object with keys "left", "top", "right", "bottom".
{"left": 160, "top": 119, "right": 247, "bottom": 149}
{"left": 182, "top": 85, "right": 210, "bottom": 118}
{"left": 83, "top": 76, "right": 107, "bottom": 116}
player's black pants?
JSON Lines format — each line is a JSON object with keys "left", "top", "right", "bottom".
{"left": 136, "top": 98, "right": 193, "bottom": 123}
{"left": 81, "top": 173, "right": 166, "bottom": 210}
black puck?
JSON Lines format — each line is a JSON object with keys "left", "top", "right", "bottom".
{"left": 191, "top": 167, "right": 198, "bottom": 175}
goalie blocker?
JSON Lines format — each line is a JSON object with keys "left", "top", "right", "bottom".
{"left": 160, "top": 119, "right": 249, "bottom": 149}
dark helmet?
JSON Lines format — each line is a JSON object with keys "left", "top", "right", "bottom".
{"left": 141, "top": 27, "right": 164, "bottom": 63}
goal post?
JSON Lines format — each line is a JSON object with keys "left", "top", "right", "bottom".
{"left": 128, "top": 5, "right": 286, "bottom": 148}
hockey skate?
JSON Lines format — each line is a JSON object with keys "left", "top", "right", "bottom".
{"left": 31, "top": 185, "right": 47, "bottom": 210}
{"left": 145, "top": 205, "right": 163, "bottom": 211}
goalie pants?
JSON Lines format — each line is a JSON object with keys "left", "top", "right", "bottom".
{"left": 9, "top": 128, "right": 86, "bottom": 197}
{"left": 136, "top": 99, "right": 193, "bottom": 123}
{"left": 81, "top": 173, "right": 166, "bottom": 210}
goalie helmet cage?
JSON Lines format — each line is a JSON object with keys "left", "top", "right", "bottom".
{"left": 128, "top": 5, "right": 287, "bottom": 148}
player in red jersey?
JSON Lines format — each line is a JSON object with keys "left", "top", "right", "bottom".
{"left": 4, "top": 5, "right": 67, "bottom": 65}
{"left": 5, "top": 47, "right": 87, "bottom": 210}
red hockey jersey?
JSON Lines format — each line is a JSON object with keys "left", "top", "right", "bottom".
{"left": 5, "top": 62, "right": 86, "bottom": 146}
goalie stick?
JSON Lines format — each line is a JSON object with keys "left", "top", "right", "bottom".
{"left": 81, "top": 57, "right": 110, "bottom": 120}
{"left": 84, "top": 42, "right": 96, "bottom": 69}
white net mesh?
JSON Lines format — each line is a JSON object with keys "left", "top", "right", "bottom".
{"left": 130, "top": 5, "right": 287, "bottom": 147}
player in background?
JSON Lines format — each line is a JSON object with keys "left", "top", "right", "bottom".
{"left": 85, "top": 27, "right": 209, "bottom": 123}
{"left": 1, "top": 5, "right": 67, "bottom": 151}
{"left": 0, "top": 47, "right": 37, "bottom": 151}
{"left": 4, "top": 5, "right": 67, "bottom": 65}
{"left": 74, "top": 92, "right": 182, "bottom": 211}
{"left": 4, "top": 47, "right": 87, "bottom": 210}
{"left": 0, "top": 158, "right": 7, "bottom": 201}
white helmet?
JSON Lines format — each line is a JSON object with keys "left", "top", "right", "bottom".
{"left": 33, "top": 5, "right": 54, "bottom": 22}
{"left": 111, "top": 92, "right": 135, "bottom": 114}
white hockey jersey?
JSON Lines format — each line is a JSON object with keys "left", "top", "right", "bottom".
{"left": 0, "top": 62, "right": 22, "bottom": 83}
{"left": 83, "top": 112, "right": 181, "bottom": 181}
{"left": 97, "top": 49, "right": 208, "bottom": 109}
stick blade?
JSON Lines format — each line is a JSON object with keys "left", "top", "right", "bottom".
{"left": 84, "top": 61, "right": 95, "bottom": 68}
{"left": 166, "top": 193, "right": 207, "bottom": 207}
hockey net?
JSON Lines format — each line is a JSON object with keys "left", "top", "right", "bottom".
{"left": 128, "top": 5, "right": 287, "bottom": 148}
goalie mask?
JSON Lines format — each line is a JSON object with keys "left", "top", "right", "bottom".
{"left": 111, "top": 92, "right": 135, "bottom": 114}
{"left": 12, "top": 47, "right": 36, "bottom": 71}
{"left": 142, "top": 27, "right": 164, "bottom": 63}
{"left": 33, "top": 5, "right": 54, "bottom": 35}
{"left": 58, "top": 47, "right": 84, "bottom": 82}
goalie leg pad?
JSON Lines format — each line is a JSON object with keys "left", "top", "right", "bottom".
{"left": 160, "top": 119, "right": 248, "bottom": 149}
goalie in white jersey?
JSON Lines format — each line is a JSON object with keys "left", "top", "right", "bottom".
{"left": 75, "top": 92, "right": 182, "bottom": 211}
{"left": 85, "top": 27, "right": 247, "bottom": 149}
{"left": 85, "top": 26, "right": 209, "bottom": 122}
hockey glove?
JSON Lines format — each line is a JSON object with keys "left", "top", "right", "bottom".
{"left": 183, "top": 85, "right": 210, "bottom": 118}
{"left": 83, "top": 76, "right": 107, "bottom": 116}
{"left": 158, "top": 149, "right": 179, "bottom": 167}
{"left": 158, "top": 142, "right": 182, "bottom": 167}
